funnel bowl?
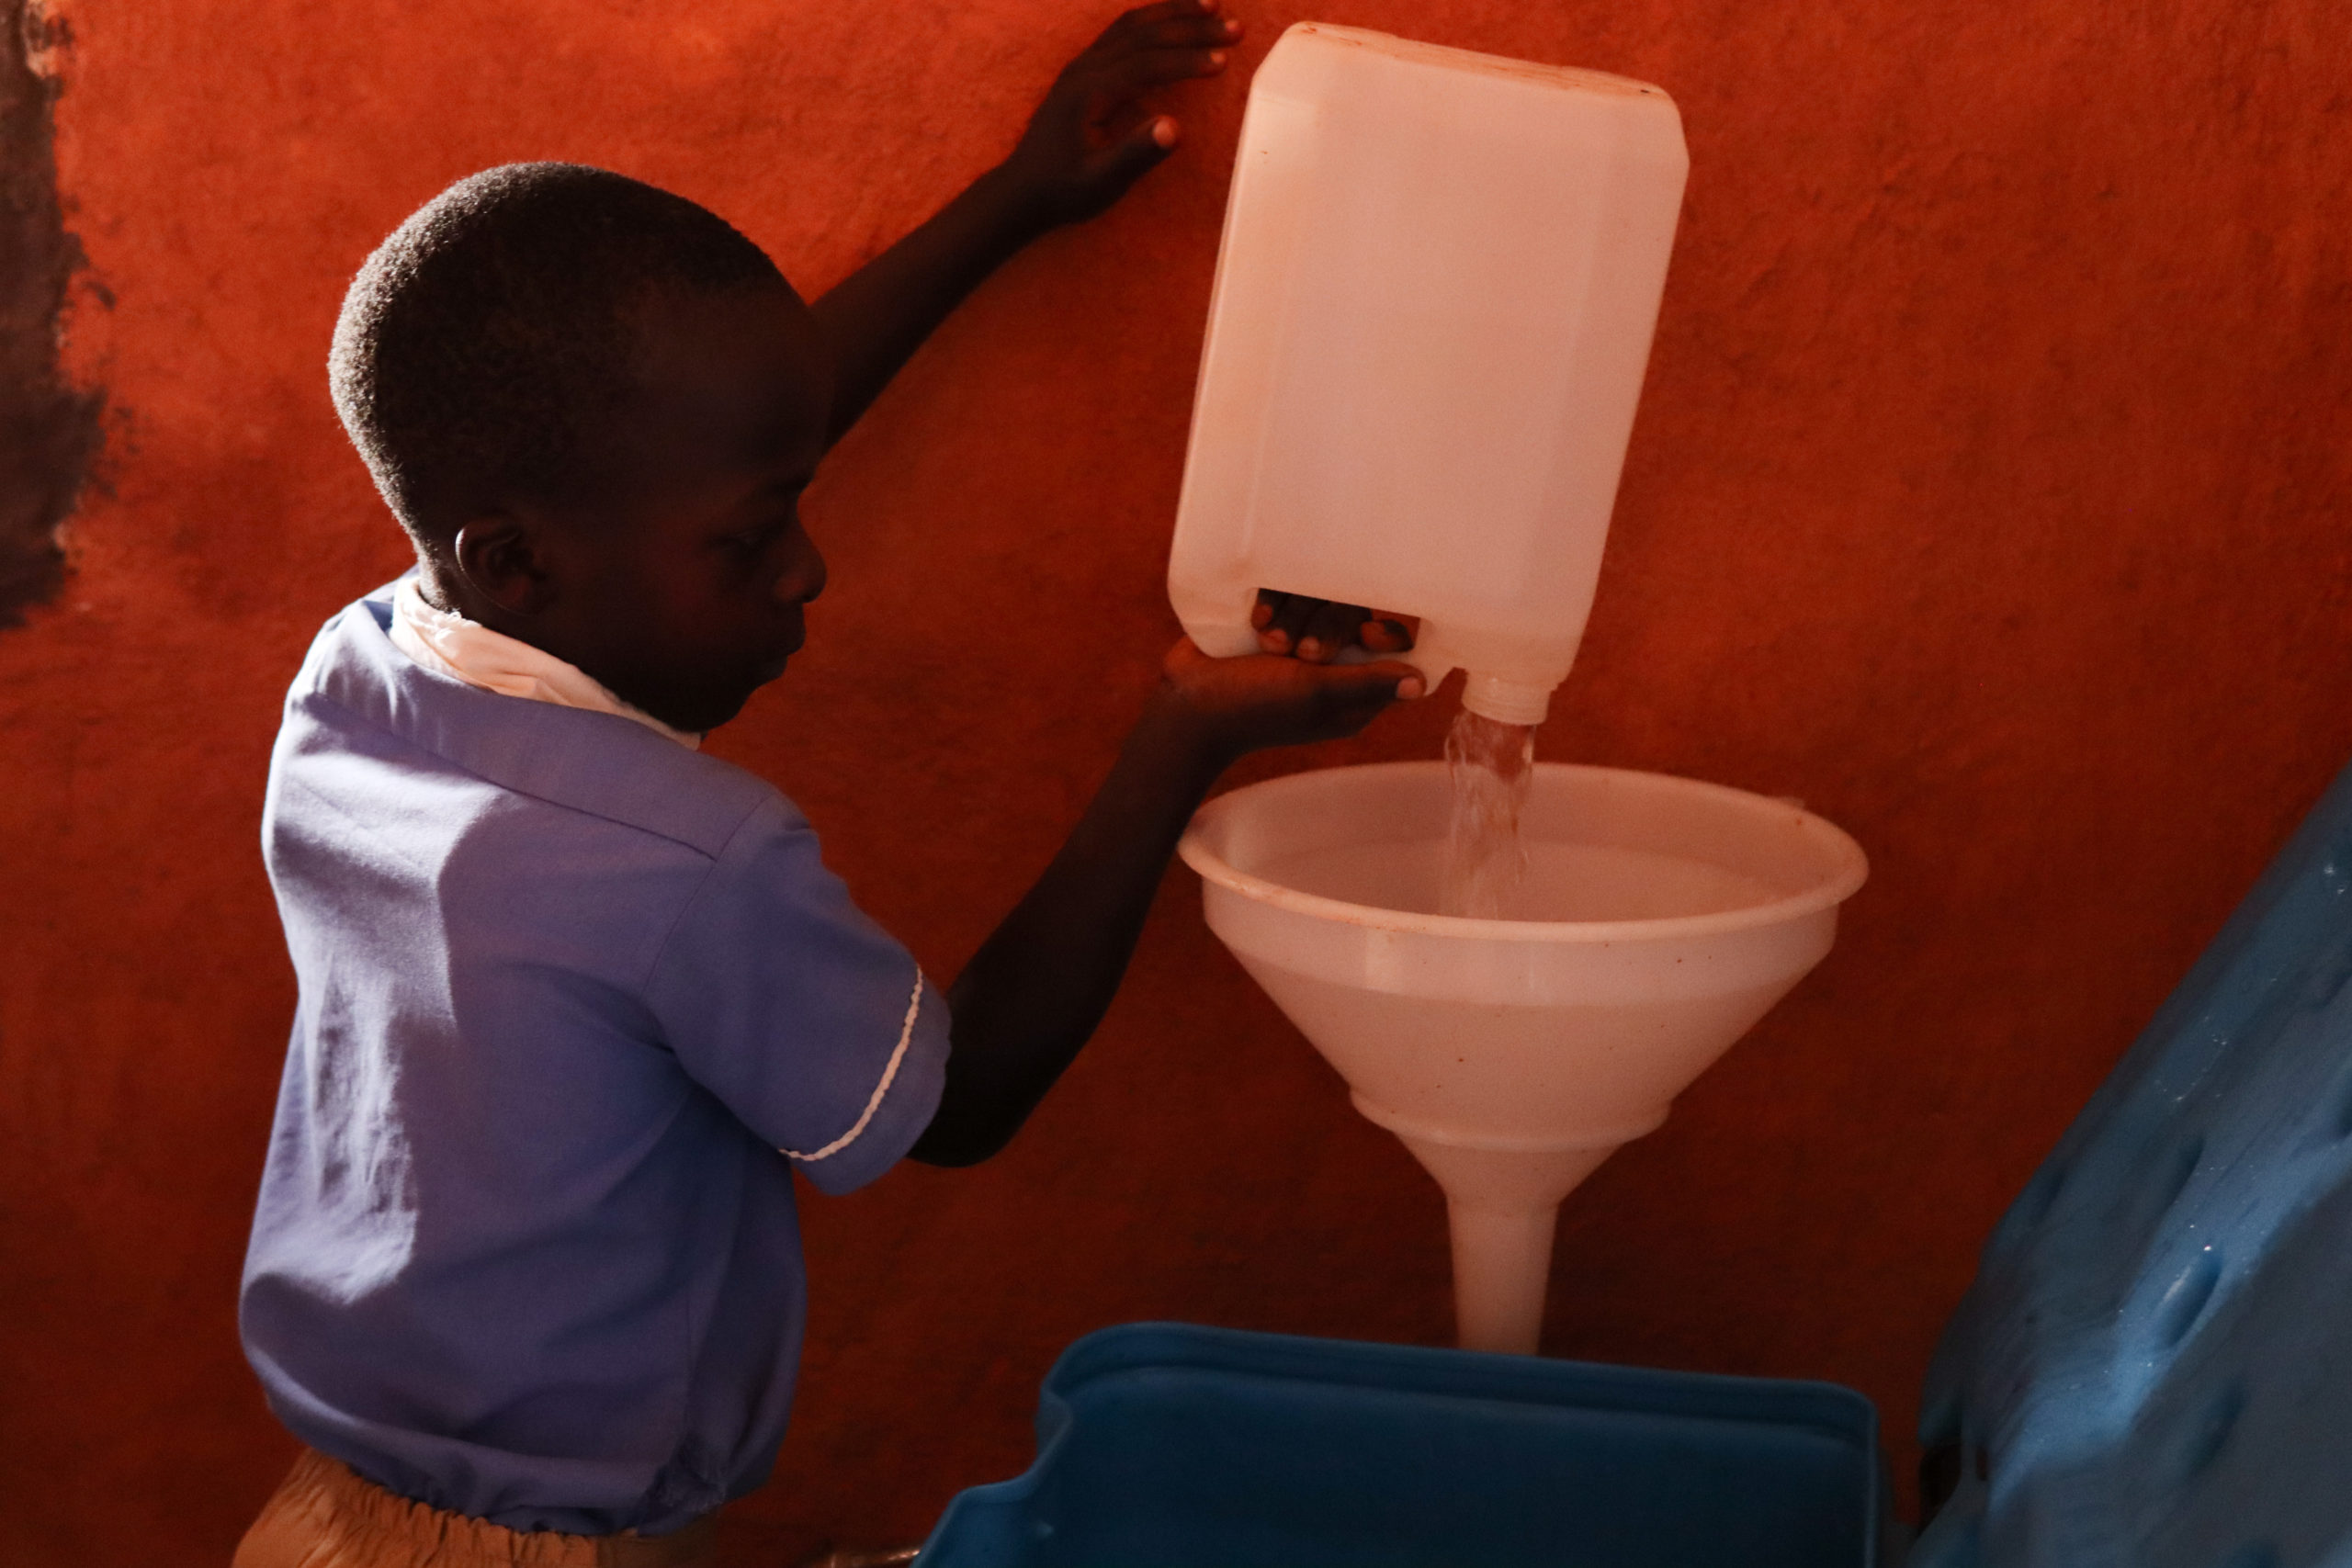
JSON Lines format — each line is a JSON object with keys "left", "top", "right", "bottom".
{"left": 1180, "top": 762, "right": 1867, "bottom": 1352}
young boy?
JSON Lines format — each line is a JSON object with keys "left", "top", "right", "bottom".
{"left": 234, "top": 6, "right": 1421, "bottom": 1564}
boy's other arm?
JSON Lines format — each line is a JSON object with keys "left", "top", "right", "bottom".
{"left": 912, "top": 636, "right": 1421, "bottom": 1168}
{"left": 809, "top": 0, "right": 1240, "bottom": 445}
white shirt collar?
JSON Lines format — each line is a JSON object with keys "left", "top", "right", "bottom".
{"left": 387, "top": 575, "right": 703, "bottom": 750}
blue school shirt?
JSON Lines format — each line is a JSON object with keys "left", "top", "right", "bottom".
{"left": 240, "top": 584, "right": 951, "bottom": 1534}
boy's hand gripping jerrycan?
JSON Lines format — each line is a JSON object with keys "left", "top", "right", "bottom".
{"left": 1168, "top": 24, "right": 1689, "bottom": 725}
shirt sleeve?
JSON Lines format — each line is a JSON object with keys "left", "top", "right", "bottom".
{"left": 642, "top": 796, "right": 951, "bottom": 1195}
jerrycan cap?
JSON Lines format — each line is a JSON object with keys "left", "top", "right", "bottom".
{"left": 1461, "top": 671, "right": 1555, "bottom": 726}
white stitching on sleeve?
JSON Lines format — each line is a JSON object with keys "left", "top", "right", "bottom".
{"left": 783, "top": 967, "right": 925, "bottom": 1164}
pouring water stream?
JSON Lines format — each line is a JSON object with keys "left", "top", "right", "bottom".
{"left": 1441, "top": 710, "right": 1538, "bottom": 920}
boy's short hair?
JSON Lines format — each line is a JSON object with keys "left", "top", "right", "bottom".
{"left": 330, "top": 162, "right": 784, "bottom": 543}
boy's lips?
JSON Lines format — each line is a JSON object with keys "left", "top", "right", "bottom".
{"left": 754, "top": 618, "right": 806, "bottom": 682}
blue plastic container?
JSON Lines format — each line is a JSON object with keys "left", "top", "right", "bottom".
{"left": 1910, "top": 752, "right": 2352, "bottom": 1568}
{"left": 917, "top": 1322, "right": 1882, "bottom": 1568}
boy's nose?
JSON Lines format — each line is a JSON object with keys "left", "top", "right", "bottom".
{"left": 780, "top": 535, "right": 826, "bottom": 605}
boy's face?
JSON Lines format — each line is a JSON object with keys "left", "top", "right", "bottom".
{"left": 492, "top": 282, "right": 834, "bottom": 735}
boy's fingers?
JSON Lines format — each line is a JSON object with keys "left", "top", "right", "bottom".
{"left": 1358, "top": 609, "right": 1417, "bottom": 652}
{"left": 1085, "top": 116, "right": 1180, "bottom": 188}
{"left": 1312, "top": 661, "right": 1426, "bottom": 717}
{"left": 1122, "top": 0, "right": 1226, "bottom": 30}
{"left": 1358, "top": 662, "right": 1427, "bottom": 703}
{"left": 1294, "top": 600, "right": 1361, "bottom": 662}
{"left": 1261, "top": 593, "right": 1400, "bottom": 660}
{"left": 1163, "top": 635, "right": 1210, "bottom": 678}
{"left": 1093, "top": 0, "right": 1222, "bottom": 52}
{"left": 1253, "top": 590, "right": 1292, "bottom": 650}
{"left": 1264, "top": 591, "right": 1320, "bottom": 653}
{"left": 1088, "top": 46, "right": 1227, "bottom": 103}
{"left": 1127, "top": 14, "right": 1242, "bottom": 50}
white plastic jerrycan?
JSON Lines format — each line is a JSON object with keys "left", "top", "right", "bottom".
{"left": 1167, "top": 24, "right": 1689, "bottom": 724}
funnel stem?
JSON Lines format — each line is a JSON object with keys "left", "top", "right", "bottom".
{"left": 1447, "top": 1201, "right": 1559, "bottom": 1355}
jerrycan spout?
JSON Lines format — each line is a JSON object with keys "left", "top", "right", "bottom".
{"left": 1385, "top": 620, "right": 1559, "bottom": 727}
{"left": 1458, "top": 671, "right": 1558, "bottom": 727}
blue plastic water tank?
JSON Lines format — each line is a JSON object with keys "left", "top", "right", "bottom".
{"left": 1914, "top": 757, "right": 2352, "bottom": 1568}
{"left": 917, "top": 1322, "right": 1881, "bottom": 1567}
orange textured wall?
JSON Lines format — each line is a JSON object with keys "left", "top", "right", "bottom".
{"left": 5, "top": 0, "right": 2349, "bottom": 1560}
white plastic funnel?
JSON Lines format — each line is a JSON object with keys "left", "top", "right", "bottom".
{"left": 1179, "top": 762, "right": 1868, "bottom": 1354}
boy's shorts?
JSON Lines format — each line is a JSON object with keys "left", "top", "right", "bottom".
{"left": 233, "top": 1450, "right": 719, "bottom": 1568}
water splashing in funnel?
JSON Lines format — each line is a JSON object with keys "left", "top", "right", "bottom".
{"left": 1442, "top": 710, "right": 1537, "bottom": 919}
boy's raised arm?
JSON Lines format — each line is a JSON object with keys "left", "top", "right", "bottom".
{"left": 913, "top": 636, "right": 1423, "bottom": 1168}
{"left": 809, "top": 0, "right": 1241, "bottom": 444}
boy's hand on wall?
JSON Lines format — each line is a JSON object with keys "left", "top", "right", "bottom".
{"left": 813, "top": 3, "right": 1236, "bottom": 444}
{"left": 1159, "top": 636, "right": 1422, "bottom": 766}
{"left": 1003, "top": 0, "right": 1242, "bottom": 225}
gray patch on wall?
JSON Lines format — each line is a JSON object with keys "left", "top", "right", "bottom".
{"left": 1, "top": 0, "right": 104, "bottom": 628}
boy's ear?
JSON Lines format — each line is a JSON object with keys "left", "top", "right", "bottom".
{"left": 451, "top": 513, "right": 556, "bottom": 617}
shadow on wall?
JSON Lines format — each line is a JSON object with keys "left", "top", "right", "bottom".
{"left": 0, "top": 0, "right": 105, "bottom": 626}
